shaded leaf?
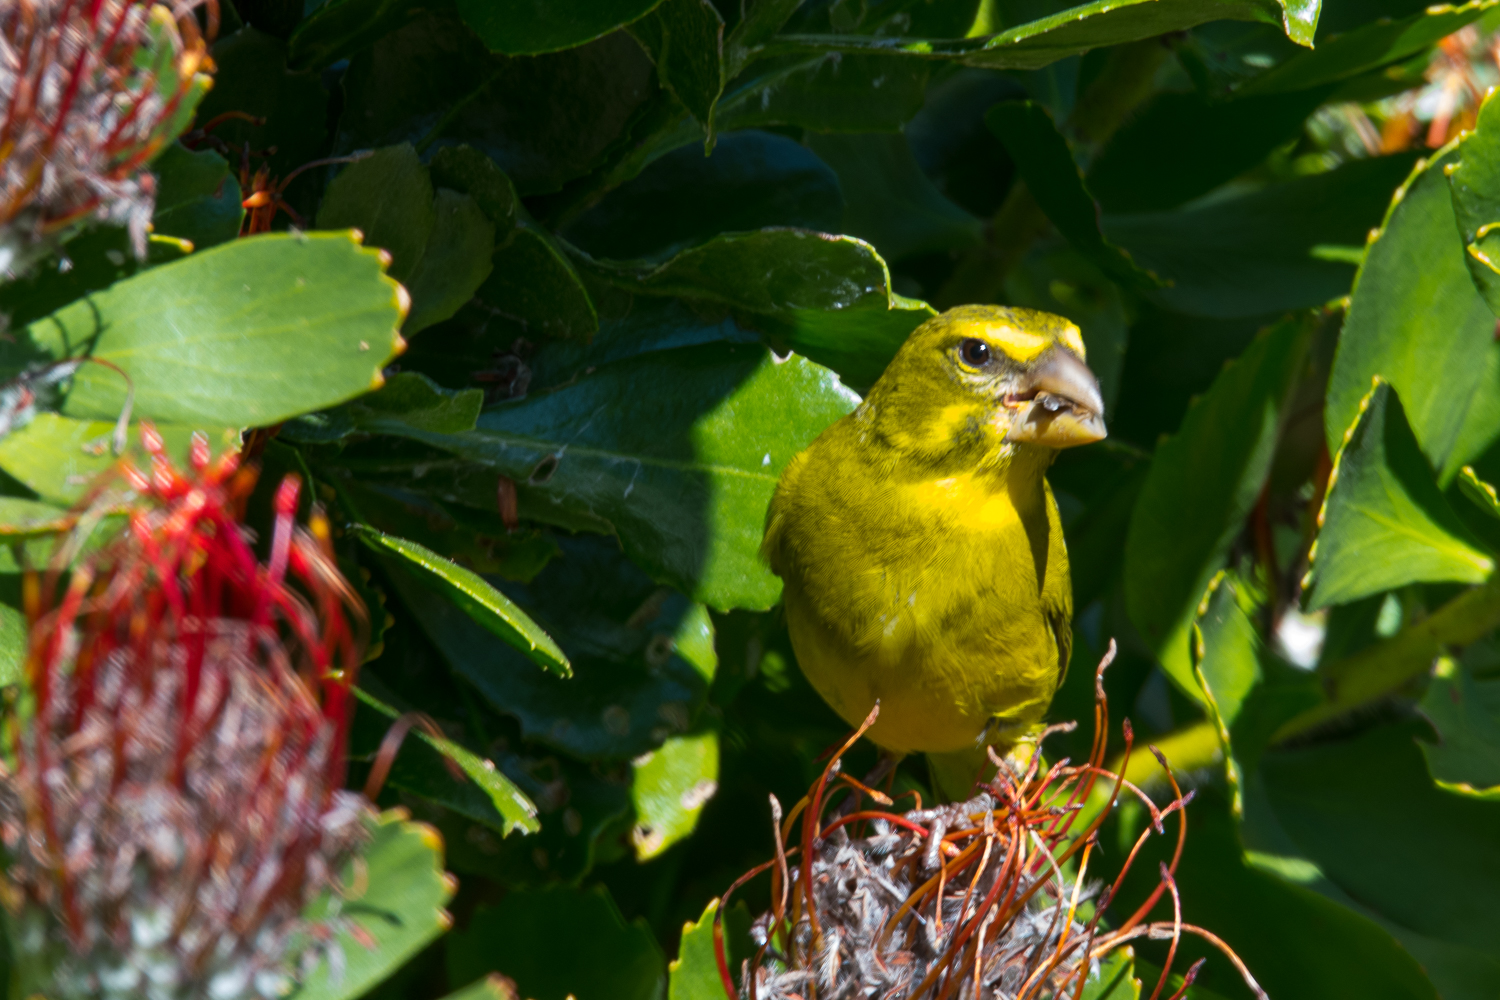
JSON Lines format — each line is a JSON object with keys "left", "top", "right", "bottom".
{"left": 1124, "top": 318, "right": 1309, "bottom": 695}
{"left": 1329, "top": 145, "right": 1498, "bottom": 484}
{"left": 446, "top": 885, "right": 665, "bottom": 1000}
{"left": 806, "top": 132, "right": 982, "bottom": 262}
{"left": 352, "top": 682, "right": 541, "bottom": 836}
{"left": 430, "top": 145, "right": 521, "bottom": 238}
{"left": 287, "top": 0, "right": 425, "bottom": 69}
{"left": 316, "top": 144, "right": 435, "bottom": 285}
{"left": 455, "top": 0, "right": 665, "bottom": 55}
{"left": 403, "top": 190, "right": 496, "bottom": 335}
{"left": 1103, "top": 152, "right": 1418, "bottom": 318}
{"left": 987, "top": 101, "right": 1162, "bottom": 289}
{"left": 632, "top": 0, "right": 726, "bottom": 132}
{"left": 0, "top": 416, "right": 231, "bottom": 505}
{"left": 295, "top": 810, "right": 457, "bottom": 1000}
{"left": 1458, "top": 465, "right": 1500, "bottom": 521}
{"left": 1306, "top": 380, "right": 1492, "bottom": 610}
{"left": 1448, "top": 85, "right": 1500, "bottom": 320}
{"left": 565, "top": 131, "right": 843, "bottom": 262}
{"left": 1418, "top": 657, "right": 1500, "bottom": 795}
{"left": 195, "top": 28, "right": 328, "bottom": 181}
{"left": 479, "top": 223, "right": 599, "bottom": 340}
{"left": 630, "top": 729, "right": 719, "bottom": 859}
{"left": 150, "top": 143, "right": 244, "bottom": 250}
{"left": 717, "top": 53, "right": 931, "bottom": 133}
{"left": 379, "top": 535, "right": 716, "bottom": 759}
{"left": 353, "top": 525, "right": 570, "bottom": 677}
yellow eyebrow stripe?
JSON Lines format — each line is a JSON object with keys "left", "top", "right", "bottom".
{"left": 984, "top": 326, "right": 1050, "bottom": 362}
{"left": 1059, "top": 325, "right": 1086, "bottom": 361}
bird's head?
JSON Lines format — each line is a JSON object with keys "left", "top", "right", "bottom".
{"left": 862, "top": 305, "right": 1107, "bottom": 463}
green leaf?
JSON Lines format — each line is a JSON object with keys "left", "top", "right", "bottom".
{"left": 455, "top": 0, "right": 664, "bottom": 55}
{"left": 336, "top": 14, "right": 655, "bottom": 197}
{"left": 1238, "top": 1, "right": 1496, "bottom": 95}
{"left": 446, "top": 885, "right": 665, "bottom": 1000}
{"left": 353, "top": 525, "right": 570, "bottom": 677}
{"left": 987, "top": 101, "right": 1162, "bottom": 290}
{"left": 1448, "top": 85, "right": 1500, "bottom": 318}
{"left": 762, "top": 0, "right": 1319, "bottom": 72}
{"left": 1124, "top": 318, "right": 1308, "bottom": 696}
{"left": 441, "top": 976, "right": 522, "bottom": 1000}
{"left": 716, "top": 53, "right": 931, "bottom": 133}
{"left": 150, "top": 143, "right": 244, "bottom": 250}
{"left": 378, "top": 535, "right": 716, "bottom": 759}
{"left": 1102, "top": 152, "right": 1419, "bottom": 318}
{"left": 287, "top": 0, "right": 425, "bottom": 69}
{"left": 1458, "top": 465, "right": 1500, "bottom": 521}
{"left": 632, "top": 0, "right": 726, "bottom": 133}
{"left": 1306, "top": 380, "right": 1492, "bottom": 610}
{"left": 805, "top": 132, "right": 982, "bottom": 262}
{"left": 1087, "top": 88, "right": 1334, "bottom": 213}
{"left": 1191, "top": 570, "right": 1267, "bottom": 815}
{"left": 17, "top": 233, "right": 405, "bottom": 432}
{"left": 1418, "top": 657, "right": 1500, "bottom": 795}
{"left": 630, "top": 728, "right": 719, "bottom": 859}
{"left": 364, "top": 343, "right": 858, "bottom": 610}
{"left": 668, "top": 898, "right": 730, "bottom": 1000}
{"left": 0, "top": 416, "right": 231, "bottom": 505}
{"left": 430, "top": 146, "right": 521, "bottom": 238}
{"left": 0, "top": 496, "right": 78, "bottom": 538}
{"left": 479, "top": 223, "right": 599, "bottom": 340}
{"left": 1081, "top": 950, "right": 1140, "bottom": 1000}
{"left": 317, "top": 145, "right": 435, "bottom": 286}
{"left": 295, "top": 810, "right": 457, "bottom": 1000}
{"left": 404, "top": 190, "right": 496, "bottom": 335}
{"left": 1260, "top": 721, "right": 1500, "bottom": 998}
{"left": 1329, "top": 144, "right": 1499, "bottom": 485}
{"left": 195, "top": 29, "right": 329, "bottom": 181}
{"left": 564, "top": 131, "right": 843, "bottom": 262}
{"left": 352, "top": 682, "right": 541, "bottom": 835}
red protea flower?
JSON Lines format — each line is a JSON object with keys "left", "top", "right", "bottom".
{"left": 0, "top": 427, "right": 372, "bottom": 1000}
{"left": 0, "top": 0, "right": 216, "bottom": 276}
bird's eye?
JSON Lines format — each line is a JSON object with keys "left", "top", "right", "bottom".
{"left": 959, "top": 339, "right": 991, "bottom": 366}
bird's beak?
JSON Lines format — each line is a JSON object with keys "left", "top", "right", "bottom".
{"left": 1003, "top": 348, "right": 1107, "bottom": 448}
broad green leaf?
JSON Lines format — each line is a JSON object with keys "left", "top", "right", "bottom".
{"left": 0, "top": 226, "right": 190, "bottom": 335}
{"left": 716, "top": 53, "right": 932, "bottom": 133}
{"left": 479, "top": 223, "right": 598, "bottom": 340}
{"left": 0, "top": 597, "right": 21, "bottom": 688}
{"left": 0, "top": 497, "right": 76, "bottom": 538}
{"left": 150, "top": 143, "right": 244, "bottom": 250}
{"left": 24, "top": 233, "right": 404, "bottom": 431}
{"left": 0, "top": 415, "right": 232, "bottom": 505}
{"left": 1191, "top": 570, "right": 1266, "bottom": 814}
{"left": 987, "top": 101, "right": 1162, "bottom": 289}
{"left": 316, "top": 144, "right": 436, "bottom": 285}
{"left": 352, "top": 682, "right": 541, "bottom": 835}
{"left": 631, "top": 0, "right": 726, "bottom": 133}
{"left": 1081, "top": 950, "right": 1141, "bottom": 1000}
{"left": 760, "top": 0, "right": 1318, "bottom": 72}
{"left": 1110, "top": 784, "right": 1440, "bottom": 1000}
{"left": 369, "top": 344, "right": 859, "bottom": 610}
{"left": 195, "top": 29, "right": 329, "bottom": 180}
{"left": 1261, "top": 721, "right": 1500, "bottom": 997}
{"left": 287, "top": 371, "right": 483, "bottom": 442}
{"left": 287, "top": 0, "right": 424, "bottom": 69}
{"left": 1238, "top": 1, "right": 1496, "bottom": 95}
{"left": 1448, "top": 86, "right": 1500, "bottom": 318}
{"left": 1087, "top": 87, "right": 1334, "bottom": 213}
{"left": 354, "top": 525, "right": 570, "bottom": 676}
{"left": 668, "top": 898, "right": 730, "bottom": 1000}
{"left": 1329, "top": 144, "right": 1498, "bottom": 484}
{"left": 296, "top": 810, "right": 457, "bottom": 1000}
{"left": 446, "top": 886, "right": 665, "bottom": 1000}
{"left": 1103, "top": 153, "right": 1418, "bottom": 318}
{"left": 455, "top": 0, "right": 664, "bottom": 55}
{"left": 1306, "top": 381, "right": 1492, "bottom": 610}
{"left": 806, "top": 132, "right": 982, "bottom": 262}
{"left": 379, "top": 535, "right": 716, "bottom": 759}
{"left": 630, "top": 729, "right": 719, "bottom": 859}
{"left": 1458, "top": 465, "right": 1500, "bottom": 521}
{"left": 1124, "top": 318, "right": 1308, "bottom": 696}
{"left": 565, "top": 131, "right": 843, "bottom": 262}
{"left": 1418, "top": 657, "right": 1500, "bottom": 795}
{"left": 336, "top": 15, "right": 654, "bottom": 197}
{"left": 316, "top": 145, "right": 496, "bottom": 336}
{"left": 430, "top": 145, "right": 520, "bottom": 238}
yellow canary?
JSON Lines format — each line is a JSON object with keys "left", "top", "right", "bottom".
{"left": 761, "top": 305, "right": 1107, "bottom": 800}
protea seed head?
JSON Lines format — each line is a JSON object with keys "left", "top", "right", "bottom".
{"left": 0, "top": 0, "right": 216, "bottom": 276}
{"left": 0, "top": 427, "right": 372, "bottom": 1000}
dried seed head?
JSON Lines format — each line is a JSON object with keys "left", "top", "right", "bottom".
{"left": 0, "top": 0, "right": 215, "bottom": 276}
{"left": 0, "top": 428, "right": 373, "bottom": 1000}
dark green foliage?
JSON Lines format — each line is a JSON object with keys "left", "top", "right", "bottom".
{"left": 9, "top": 0, "right": 1500, "bottom": 997}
